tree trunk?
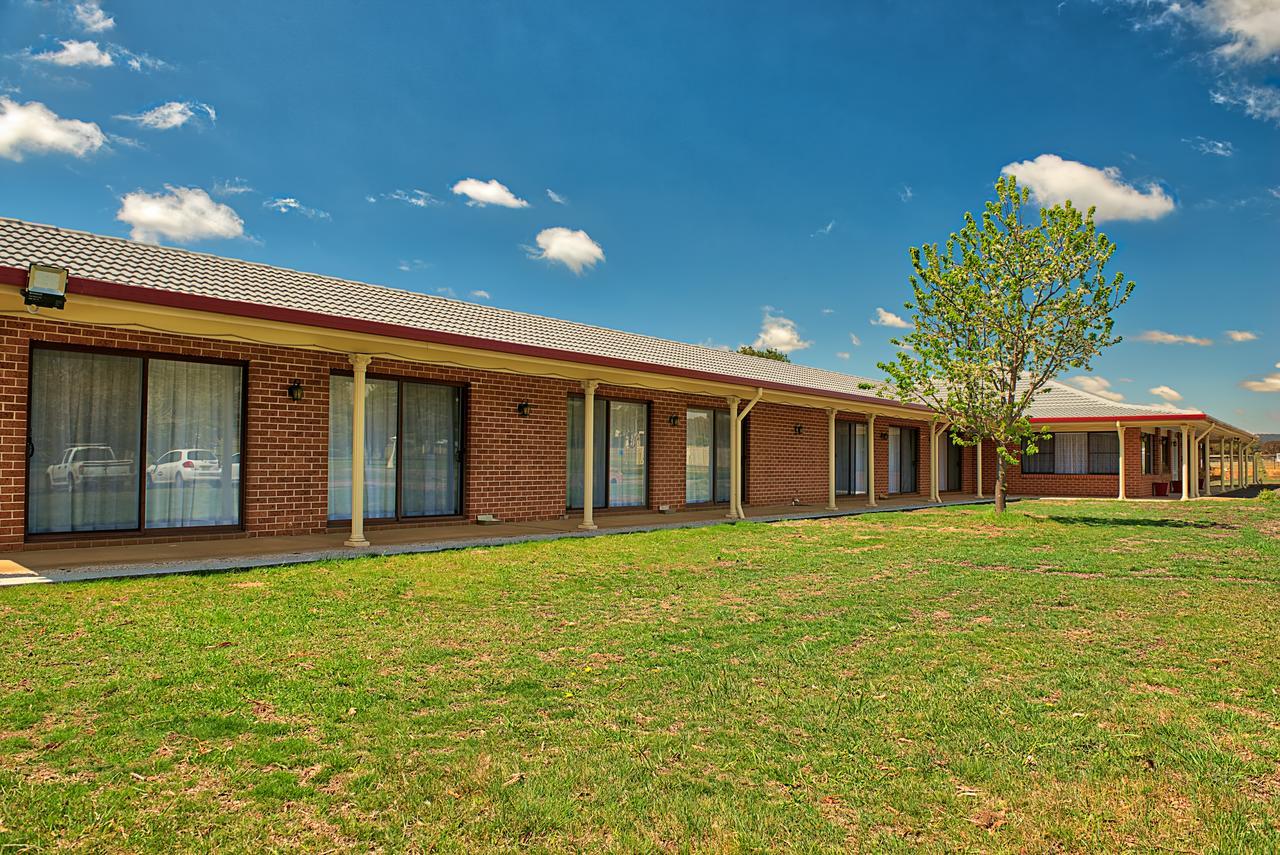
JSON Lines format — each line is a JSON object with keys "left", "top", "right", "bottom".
{"left": 995, "top": 455, "right": 1007, "bottom": 513}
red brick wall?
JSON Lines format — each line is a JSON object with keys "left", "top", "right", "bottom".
{"left": 4, "top": 316, "right": 948, "bottom": 551}
{"left": 979, "top": 427, "right": 1172, "bottom": 499}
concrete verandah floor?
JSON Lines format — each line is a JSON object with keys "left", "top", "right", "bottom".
{"left": 0, "top": 493, "right": 995, "bottom": 586}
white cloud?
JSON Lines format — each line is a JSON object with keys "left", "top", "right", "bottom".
{"left": 263, "top": 197, "right": 329, "bottom": 220}
{"left": 1183, "top": 136, "right": 1235, "bottom": 156}
{"left": 1065, "top": 375, "right": 1126, "bottom": 402}
{"left": 1149, "top": 384, "right": 1184, "bottom": 402}
{"left": 1173, "top": 0, "right": 1280, "bottom": 62}
{"left": 470, "top": 289, "right": 491, "bottom": 300}
{"left": 546, "top": 188, "right": 567, "bottom": 205}
{"left": 899, "top": 185, "right": 914, "bottom": 203}
{"left": 1226, "top": 329, "right": 1259, "bottom": 342}
{"left": 397, "top": 259, "right": 429, "bottom": 272}
{"left": 121, "top": 50, "right": 167, "bottom": 72}
{"left": 752, "top": 310, "right": 812, "bottom": 354}
{"left": 73, "top": 1, "right": 115, "bottom": 32}
{"left": 820, "top": 307, "right": 834, "bottom": 315}
{"left": 115, "top": 100, "right": 215, "bottom": 130}
{"left": 835, "top": 351, "right": 851, "bottom": 360}
{"left": 0, "top": 97, "right": 105, "bottom": 161}
{"left": 383, "top": 189, "right": 441, "bottom": 208}
{"left": 1241, "top": 370, "right": 1280, "bottom": 392}
{"left": 812, "top": 219, "right": 835, "bottom": 237}
{"left": 1000, "top": 154, "right": 1175, "bottom": 222}
{"left": 849, "top": 332, "right": 862, "bottom": 346}
{"left": 30, "top": 39, "right": 113, "bottom": 67}
{"left": 213, "top": 177, "right": 253, "bottom": 196}
{"left": 1211, "top": 81, "right": 1280, "bottom": 124}
{"left": 526, "top": 227, "right": 605, "bottom": 275}
{"left": 1137, "top": 329, "right": 1213, "bottom": 345}
{"left": 451, "top": 178, "right": 528, "bottom": 208}
{"left": 116, "top": 186, "right": 244, "bottom": 243}
{"left": 871, "top": 307, "right": 911, "bottom": 328}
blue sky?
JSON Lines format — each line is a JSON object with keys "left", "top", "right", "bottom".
{"left": 2, "top": 0, "right": 1278, "bottom": 431}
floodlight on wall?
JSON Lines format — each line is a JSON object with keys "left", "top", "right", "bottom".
{"left": 516, "top": 401, "right": 533, "bottom": 417}
{"left": 668, "top": 414, "right": 679, "bottom": 427}
{"left": 794, "top": 424, "right": 803, "bottom": 435}
{"left": 22, "top": 264, "right": 68, "bottom": 311}
{"left": 287, "top": 380, "right": 304, "bottom": 401}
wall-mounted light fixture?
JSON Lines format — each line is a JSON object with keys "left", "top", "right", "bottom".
{"left": 879, "top": 432, "right": 889, "bottom": 441}
{"left": 794, "top": 424, "right": 804, "bottom": 435}
{"left": 668, "top": 414, "right": 679, "bottom": 427}
{"left": 516, "top": 401, "right": 533, "bottom": 417}
{"left": 287, "top": 380, "right": 305, "bottom": 401}
{"left": 22, "top": 263, "right": 69, "bottom": 311}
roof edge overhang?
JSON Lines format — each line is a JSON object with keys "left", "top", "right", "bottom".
{"left": 0, "top": 265, "right": 925, "bottom": 415}
{"left": 1031, "top": 414, "right": 1257, "bottom": 443}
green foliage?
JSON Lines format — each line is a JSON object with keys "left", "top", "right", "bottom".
{"left": 737, "top": 345, "right": 792, "bottom": 362}
{"left": 879, "top": 176, "right": 1134, "bottom": 508}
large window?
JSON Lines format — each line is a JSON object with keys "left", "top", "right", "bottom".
{"left": 327, "top": 375, "right": 463, "bottom": 521}
{"left": 567, "top": 397, "right": 648, "bottom": 509}
{"left": 686, "top": 408, "right": 731, "bottom": 504}
{"left": 27, "top": 347, "right": 244, "bottom": 536}
{"left": 888, "top": 426, "right": 919, "bottom": 494}
{"left": 835, "top": 421, "right": 869, "bottom": 495}
{"left": 1021, "top": 431, "right": 1119, "bottom": 475}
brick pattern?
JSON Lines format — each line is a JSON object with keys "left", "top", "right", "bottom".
{"left": 980, "top": 427, "right": 1180, "bottom": 499}
{"left": 2, "top": 316, "right": 940, "bottom": 551}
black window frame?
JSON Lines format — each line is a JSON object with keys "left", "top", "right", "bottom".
{"left": 1087, "top": 431, "right": 1120, "bottom": 475}
{"left": 327, "top": 370, "right": 468, "bottom": 524}
{"left": 892, "top": 426, "right": 920, "bottom": 494}
{"left": 835, "top": 419, "right": 870, "bottom": 496}
{"left": 25, "top": 342, "right": 249, "bottom": 542}
{"left": 566, "top": 393, "right": 651, "bottom": 511}
{"left": 1021, "top": 435, "right": 1056, "bottom": 475}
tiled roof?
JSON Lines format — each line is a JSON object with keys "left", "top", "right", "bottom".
{"left": 1026, "top": 380, "right": 1202, "bottom": 421}
{"left": 0, "top": 217, "right": 901, "bottom": 405}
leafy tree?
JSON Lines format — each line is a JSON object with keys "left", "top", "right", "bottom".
{"left": 738, "top": 345, "right": 792, "bottom": 363}
{"left": 878, "top": 176, "right": 1134, "bottom": 511}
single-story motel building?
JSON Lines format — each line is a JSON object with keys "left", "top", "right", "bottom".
{"left": 0, "top": 217, "right": 1264, "bottom": 557}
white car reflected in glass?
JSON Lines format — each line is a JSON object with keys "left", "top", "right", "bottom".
{"left": 146, "top": 449, "right": 221, "bottom": 486}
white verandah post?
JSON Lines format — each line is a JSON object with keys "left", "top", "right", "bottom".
{"left": 580, "top": 380, "right": 599, "bottom": 530}
{"left": 1180, "top": 425, "right": 1190, "bottom": 501}
{"left": 826, "top": 408, "right": 838, "bottom": 511}
{"left": 725, "top": 396, "right": 740, "bottom": 519}
{"left": 976, "top": 438, "right": 984, "bottom": 499}
{"left": 867, "top": 414, "right": 878, "bottom": 507}
{"left": 1116, "top": 422, "right": 1126, "bottom": 500}
{"left": 344, "top": 354, "right": 372, "bottom": 548}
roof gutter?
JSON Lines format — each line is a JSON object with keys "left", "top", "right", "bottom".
{"left": 0, "top": 265, "right": 927, "bottom": 414}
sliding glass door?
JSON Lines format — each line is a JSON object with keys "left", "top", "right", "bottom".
{"left": 328, "top": 375, "right": 463, "bottom": 521}
{"left": 888, "top": 426, "right": 919, "bottom": 494}
{"left": 834, "top": 420, "right": 869, "bottom": 495}
{"left": 685, "top": 407, "right": 732, "bottom": 504}
{"left": 940, "top": 436, "right": 963, "bottom": 492}
{"left": 27, "top": 346, "right": 244, "bottom": 536}
{"left": 567, "top": 396, "right": 648, "bottom": 509}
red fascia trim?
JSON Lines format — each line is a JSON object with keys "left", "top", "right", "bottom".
{"left": 1031, "top": 414, "right": 1207, "bottom": 424}
{"left": 0, "top": 265, "right": 926, "bottom": 412}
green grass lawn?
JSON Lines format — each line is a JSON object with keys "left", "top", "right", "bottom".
{"left": 3, "top": 495, "right": 1280, "bottom": 853}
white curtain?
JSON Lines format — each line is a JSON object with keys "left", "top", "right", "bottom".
{"left": 566, "top": 397, "right": 606, "bottom": 509}
{"left": 685, "top": 408, "right": 712, "bottom": 503}
{"left": 714, "top": 410, "right": 731, "bottom": 502}
{"left": 402, "top": 383, "right": 461, "bottom": 516}
{"left": 328, "top": 375, "right": 398, "bottom": 520}
{"left": 1055, "top": 433, "right": 1088, "bottom": 474}
{"left": 608, "top": 401, "right": 647, "bottom": 507}
{"left": 28, "top": 349, "right": 142, "bottom": 533}
{"left": 145, "top": 359, "right": 242, "bottom": 528}
{"left": 835, "top": 421, "right": 852, "bottom": 495}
